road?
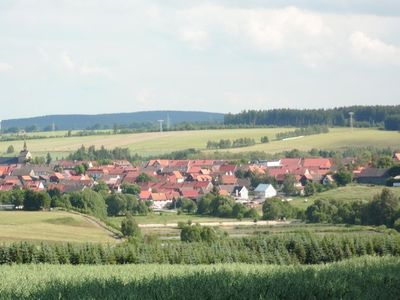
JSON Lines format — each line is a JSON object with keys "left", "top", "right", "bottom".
{"left": 139, "top": 220, "right": 294, "bottom": 228}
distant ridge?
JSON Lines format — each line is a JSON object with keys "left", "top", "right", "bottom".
{"left": 2, "top": 111, "right": 224, "bottom": 131}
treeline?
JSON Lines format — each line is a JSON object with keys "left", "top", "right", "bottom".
{"left": 384, "top": 114, "right": 400, "bottom": 131}
{"left": 206, "top": 138, "right": 256, "bottom": 149}
{"left": 0, "top": 233, "right": 398, "bottom": 265}
{"left": 1, "top": 111, "right": 224, "bottom": 131}
{"left": 196, "top": 194, "right": 260, "bottom": 220}
{"left": 306, "top": 188, "right": 400, "bottom": 230}
{"left": 0, "top": 186, "right": 148, "bottom": 220}
{"left": 66, "top": 145, "right": 141, "bottom": 162}
{"left": 224, "top": 105, "right": 400, "bottom": 128}
{"left": 276, "top": 126, "right": 329, "bottom": 140}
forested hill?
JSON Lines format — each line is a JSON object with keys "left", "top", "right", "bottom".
{"left": 2, "top": 111, "right": 224, "bottom": 131}
{"left": 224, "top": 105, "right": 400, "bottom": 129}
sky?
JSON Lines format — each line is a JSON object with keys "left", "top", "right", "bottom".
{"left": 0, "top": 0, "right": 400, "bottom": 120}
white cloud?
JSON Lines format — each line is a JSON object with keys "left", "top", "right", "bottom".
{"left": 79, "top": 64, "right": 108, "bottom": 76}
{"left": 61, "top": 52, "right": 76, "bottom": 70}
{"left": 175, "top": 5, "right": 335, "bottom": 67}
{"left": 136, "top": 89, "right": 154, "bottom": 106}
{"left": 61, "top": 52, "right": 109, "bottom": 76}
{"left": 231, "top": 6, "right": 331, "bottom": 51}
{"left": 349, "top": 31, "right": 400, "bottom": 66}
{"left": 0, "top": 62, "right": 14, "bottom": 72}
{"left": 179, "top": 28, "right": 209, "bottom": 50}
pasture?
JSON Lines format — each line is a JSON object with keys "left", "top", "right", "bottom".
{"left": 1, "top": 127, "right": 399, "bottom": 158}
{"left": 0, "top": 211, "right": 116, "bottom": 243}
{"left": 290, "top": 184, "right": 400, "bottom": 210}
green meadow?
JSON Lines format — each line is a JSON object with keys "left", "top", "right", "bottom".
{"left": 0, "top": 211, "right": 116, "bottom": 244}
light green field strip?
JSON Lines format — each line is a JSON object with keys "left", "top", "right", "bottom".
{"left": 0, "top": 127, "right": 398, "bottom": 157}
{"left": 0, "top": 211, "right": 116, "bottom": 243}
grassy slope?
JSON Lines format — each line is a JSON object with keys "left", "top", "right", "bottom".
{"left": 290, "top": 184, "right": 400, "bottom": 210}
{"left": 1, "top": 127, "right": 398, "bottom": 158}
{"left": 0, "top": 211, "right": 116, "bottom": 243}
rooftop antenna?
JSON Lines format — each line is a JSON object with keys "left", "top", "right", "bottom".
{"left": 157, "top": 120, "right": 164, "bottom": 132}
{"left": 349, "top": 112, "right": 354, "bottom": 132}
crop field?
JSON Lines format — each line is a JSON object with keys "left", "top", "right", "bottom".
{"left": 0, "top": 256, "right": 398, "bottom": 299}
{"left": 290, "top": 184, "right": 400, "bottom": 210}
{"left": 1, "top": 127, "right": 398, "bottom": 158}
{"left": 0, "top": 211, "right": 116, "bottom": 243}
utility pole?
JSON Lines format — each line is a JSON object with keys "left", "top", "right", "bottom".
{"left": 157, "top": 120, "right": 164, "bottom": 132}
{"left": 349, "top": 112, "right": 354, "bottom": 131}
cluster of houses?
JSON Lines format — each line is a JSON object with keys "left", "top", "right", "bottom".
{"left": 0, "top": 145, "right": 399, "bottom": 209}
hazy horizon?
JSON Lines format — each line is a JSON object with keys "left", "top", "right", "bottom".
{"left": 1, "top": 1, "right": 399, "bottom": 120}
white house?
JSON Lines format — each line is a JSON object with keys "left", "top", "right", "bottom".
{"left": 254, "top": 184, "right": 277, "bottom": 200}
{"left": 233, "top": 186, "right": 249, "bottom": 200}
{"left": 266, "top": 161, "right": 281, "bottom": 168}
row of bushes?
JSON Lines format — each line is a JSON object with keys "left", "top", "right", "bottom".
{"left": 0, "top": 233, "right": 398, "bottom": 265}
{"left": 206, "top": 138, "right": 256, "bottom": 149}
{"left": 276, "top": 126, "right": 329, "bottom": 140}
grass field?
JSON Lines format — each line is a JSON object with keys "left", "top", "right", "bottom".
{"left": 0, "top": 257, "right": 398, "bottom": 299}
{"left": 0, "top": 211, "right": 116, "bottom": 243}
{"left": 290, "top": 184, "right": 400, "bottom": 210}
{"left": 1, "top": 127, "right": 398, "bottom": 158}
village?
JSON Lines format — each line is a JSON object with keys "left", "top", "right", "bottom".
{"left": 0, "top": 143, "right": 399, "bottom": 210}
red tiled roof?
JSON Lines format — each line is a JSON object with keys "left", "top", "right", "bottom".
{"left": 221, "top": 175, "right": 237, "bottom": 185}
{"left": 181, "top": 190, "right": 199, "bottom": 199}
{"left": 219, "top": 164, "right": 237, "bottom": 173}
{"left": 280, "top": 158, "right": 301, "bottom": 168}
{"left": 52, "top": 172, "right": 65, "bottom": 180}
{"left": 303, "top": 158, "right": 332, "bottom": 169}
{"left": 151, "top": 193, "right": 167, "bottom": 201}
{"left": 139, "top": 191, "right": 151, "bottom": 200}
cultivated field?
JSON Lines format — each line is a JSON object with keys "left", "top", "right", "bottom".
{"left": 0, "top": 257, "right": 398, "bottom": 299}
{"left": 1, "top": 127, "right": 399, "bottom": 158}
{"left": 0, "top": 211, "right": 116, "bottom": 243}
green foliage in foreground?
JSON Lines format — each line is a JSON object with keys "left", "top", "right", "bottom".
{"left": 0, "top": 257, "right": 399, "bottom": 299}
{"left": 0, "top": 233, "right": 399, "bottom": 265}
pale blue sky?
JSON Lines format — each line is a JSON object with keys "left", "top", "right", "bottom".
{"left": 0, "top": 0, "right": 399, "bottom": 120}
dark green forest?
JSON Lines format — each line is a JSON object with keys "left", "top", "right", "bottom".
{"left": 224, "top": 105, "right": 400, "bottom": 129}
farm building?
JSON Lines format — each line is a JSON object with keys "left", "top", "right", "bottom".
{"left": 254, "top": 184, "right": 277, "bottom": 200}
{"left": 233, "top": 186, "right": 249, "bottom": 200}
{"left": 356, "top": 167, "right": 390, "bottom": 185}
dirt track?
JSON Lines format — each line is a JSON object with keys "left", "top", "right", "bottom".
{"left": 139, "top": 220, "right": 293, "bottom": 228}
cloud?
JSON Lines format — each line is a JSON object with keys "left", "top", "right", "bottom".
{"left": 179, "top": 28, "right": 209, "bottom": 50}
{"left": 229, "top": 6, "right": 331, "bottom": 51}
{"left": 349, "top": 31, "right": 400, "bottom": 66}
{"left": 61, "top": 52, "right": 76, "bottom": 70}
{"left": 136, "top": 89, "right": 154, "bottom": 106}
{"left": 61, "top": 52, "right": 109, "bottom": 76}
{"left": 0, "top": 62, "right": 14, "bottom": 72}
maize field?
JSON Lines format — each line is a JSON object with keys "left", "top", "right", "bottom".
{"left": 0, "top": 256, "right": 398, "bottom": 299}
